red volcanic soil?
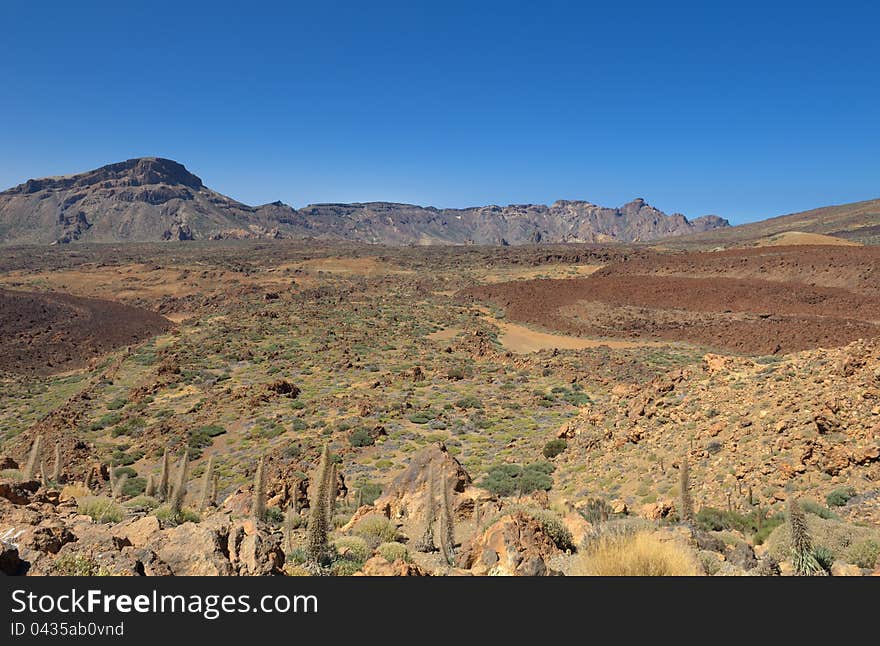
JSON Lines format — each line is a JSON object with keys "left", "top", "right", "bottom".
{"left": 461, "top": 246, "right": 880, "bottom": 355}
{"left": 0, "top": 288, "right": 172, "bottom": 375}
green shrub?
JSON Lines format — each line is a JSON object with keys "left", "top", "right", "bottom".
{"left": 51, "top": 553, "right": 110, "bottom": 576}
{"left": 89, "top": 412, "right": 122, "bottom": 431}
{"left": 455, "top": 396, "right": 482, "bottom": 409}
{"left": 377, "top": 541, "right": 409, "bottom": 562}
{"left": 123, "top": 495, "right": 160, "bottom": 512}
{"left": 330, "top": 560, "right": 363, "bottom": 576}
{"left": 350, "top": 428, "right": 376, "bottom": 447}
{"left": 408, "top": 414, "right": 431, "bottom": 424}
{"left": 106, "top": 397, "right": 127, "bottom": 410}
{"left": 353, "top": 481, "right": 382, "bottom": 506}
{"left": 200, "top": 424, "right": 227, "bottom": 437}
{"left": 78, "top": 496, "right": 124, "bottom": 523}
{"left": 814, "top": 545, "right": 835, "bottom": 572}
{"left": 696, "top": 506, "right": 785, "bottom": 544}
{"left": 481, "top": 462, "right": 554, "bottom": 497}
{"left": 187, "top": 426, "right": 224, "bottom": 458}
{"left": 154, "top": 506, "right": 200, "bottom": 526}
{"left": 121, "top": 476, "right": 146, "bottom": 498}
{"left": 826, "top": 487, "right": 856, "bottom": 508}
{"left": 334, "top": 536, "right": 372, "bottom": 562}
{"left": 542, "top": 439, "right": 567, "bottom": 459}
{"left": 353, "top": 514, "right": 397, "bottom": 547}
{"left": 113, "top": 466, "right": 137, "bottom": 479}
{"left": 801, "top": 500, "right": 837, "bottom": 520}
{"left": 265, "top": 507, "right": 284, "bottom": 525}
{"left": 848, "top": 539, "right": 880, "bottom": 569}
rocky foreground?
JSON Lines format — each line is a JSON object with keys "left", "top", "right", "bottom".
{"left": 2, "top": 437, "right": 878, "bottom": 577}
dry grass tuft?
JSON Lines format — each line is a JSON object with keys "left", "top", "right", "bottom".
{"left": 574, "top": 531, "right": 701, "bottom": 576}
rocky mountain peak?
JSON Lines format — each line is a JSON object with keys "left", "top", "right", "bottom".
{"left": 4, "top": 157, "right": 204, "bottom": 196}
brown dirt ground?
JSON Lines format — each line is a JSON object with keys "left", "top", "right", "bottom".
{"left": 461, "top": 246, "right": 880, "bottom": 355}
{"left": 601, "top": 244, "right": 880, "bottom": 295}
{"left": 0, "top": 288, "right": 172, "bottom": 375}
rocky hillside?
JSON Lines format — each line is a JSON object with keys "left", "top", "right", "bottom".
{"left": 0, "top": 158, "right": 293, "bottom": 245}
{"left": 0, "top": 158, "right": 728, "bottom": 245}
{"left": 667, "top": 197, "right": 880, "bottom": 248}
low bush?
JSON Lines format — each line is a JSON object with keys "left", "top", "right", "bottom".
{"left": 106, "top": 397, "right": 127, "bottom": 410}
{"left": 826, "top": 486, "right": 856, "bottom": 508}
{"left": 78, "top": 496, "right": 124, "bottom": 523}
{"left": 123, "top": 495, "right": 160, "bottom": 512}
{"left": 801, "top": 499, "right": 837, "bottom": 520}
{"left": 154, "top": 506, "right": 200, "bottom": 526}
{"left": 848, "top": 539, "right": 880, "bottom": 569}
{"left": 542, "top": 439, "right": 567, "bottom": 459}
{"left": 377, "top": 541, "right": 409, "bottom": 562}
{"left": 352, "top": 513, "right": 397, "bottom": 547}
{"left": 350, "top": 428, "right": 376, "bottom": 447}
{"left": 481, "top": 462, "right": 554, "bottom": 496}
{"left": 334, "top": 536, "right": 372, "bottom": 562}
{"left": 353, "top": 481, "right": 382, "bottom": 506}
{"left": 51, "top": 553, "right": 110, "bottom": 576}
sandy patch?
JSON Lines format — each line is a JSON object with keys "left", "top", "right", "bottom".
{"left": 751, "top": 231, "right": 861, "bottom": 247}
{"left": 494, "top": 319, "right": 660, "bottom": 353}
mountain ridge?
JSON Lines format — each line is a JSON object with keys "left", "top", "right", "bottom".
{"left": 0, "top": 157, "right": 729, "bottom": 245}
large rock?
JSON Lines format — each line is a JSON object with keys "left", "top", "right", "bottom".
{"left": 374, "top": 442, "right": 471, "bottom": 521}
{"left": 357, "top": 555, "right": 427, "bottom": 576}
{"left": 0, "top": 543, "right": 23, "bottom": 575}
{"left": 456, "top": 512, "right": 561, "bottom": 576}
{"left": 150, "top": 515, "right": 234, "bottom": 576}
{"left": 0, "top": 479, "right": 40, "bottom": 505}
{"left": 113, "top": 516, "right": 162, "bottom": 548}
{"left": 227, "top": 519, "right": 285, "bottom": 576}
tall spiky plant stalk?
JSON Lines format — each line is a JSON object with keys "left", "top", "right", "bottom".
{"left": 414, "top": 465, "right": 436, "bottom": 553}
{"left": 23, "top": 434, "right": 43, "bottom": 480}
{"left": 84, "top": 467, "right": 93, "bottom": 492}
{"left": 169, "top": 451, "right": 188, "bottom": 522}
{"left": 145, "top": 473, "right": 156, "bottom": 498}
{"left": 325, "top": 462, "right": 337, "bottom": 529}
{"left": 158, "top": 448, "right": 170, "bottom": 501}
{"left": 40, "top": 457, "right": 48, "bottom": 487}
{"left": 51, "top": 443, "right": 62, "bottom": 483}
{"left": 210, "top": 475, "right": 219, "bottom": 507}
{"left": 305, "top": 445, "right": 331, "bottom": 564}
{"left": 199, "top": 456, "right": 215, "bottom": 512}
{"left": 283, "top": 505, "right": 298, "bottom": 554}
{"left": 788, "top": 498, "right": 823, "bottom": 576}
{"left": 439, "top": 471, "right": 455, "bottom": 565}
{"left": 113, "top": 473, "right": 129, "bottom": 501}
{"left": 252, "top": 456, "right": 266, "bottom": 521}
{"left": 679, "top": 455, "right": 694, "bottom": 525}
{"left": 355, "top": 487, "right": 363, "bottom": 509}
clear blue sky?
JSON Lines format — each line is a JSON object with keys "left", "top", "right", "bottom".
{"left": 1, "top": 1, "right": 878, "bottom": 224}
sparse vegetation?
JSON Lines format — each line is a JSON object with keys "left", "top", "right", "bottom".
{"left": 574, "top": 532, "right": 700, "bottom": 576}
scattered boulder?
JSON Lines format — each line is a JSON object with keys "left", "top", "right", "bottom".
{"left": 358, "top": 555, "right": 427, "bottom": 576}
{"left": 374, "top": 442, "right": 471, "bottom": 520}
{"left": 456, "top": 512, "right": 562, "bottom": 576}
{"left": 0, "top": 479, "right": 40, "bottom": 505}
{"left": 266, "top": 379, "right": 300, "bottom": 398}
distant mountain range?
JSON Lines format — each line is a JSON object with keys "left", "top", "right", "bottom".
{"left": 0, "top": 158, "right": 729, "bottom": 245}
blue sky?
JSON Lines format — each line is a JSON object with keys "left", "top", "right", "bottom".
{"left": 1, "top": 1, "right": 878, "bottom": 224}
